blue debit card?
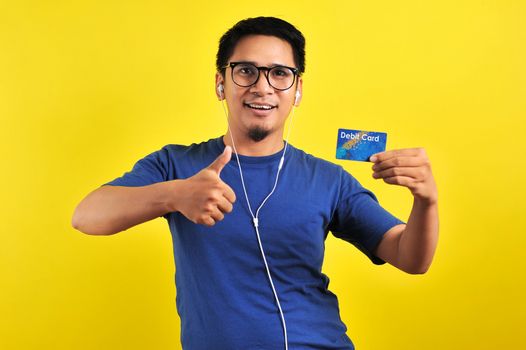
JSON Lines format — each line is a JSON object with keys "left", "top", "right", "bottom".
{"left": 336, "top": 128, "right": 387, "bottom": 162}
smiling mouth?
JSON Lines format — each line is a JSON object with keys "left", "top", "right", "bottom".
{"left": 244, "top": 103, "right": 276, "bottom": 110}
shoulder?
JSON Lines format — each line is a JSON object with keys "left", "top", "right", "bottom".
{"left": 155, "top": 137, "right": 222, "bottom": 162}
{"left": 287, "top": 145, "right": 352, "bottom": 196}
{"left": 289, "top": 145, "right": 346, "bottom": 178}
{"left": 289, "top": 145, "right": 369, "bottom": 199}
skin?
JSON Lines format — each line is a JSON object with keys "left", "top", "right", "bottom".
{"left": 370, "top": 148, "right": 439, "bottom": 274}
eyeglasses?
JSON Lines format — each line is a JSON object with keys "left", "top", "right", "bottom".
{"left": 223, "top": 61, "right": 299, "bottom": 91}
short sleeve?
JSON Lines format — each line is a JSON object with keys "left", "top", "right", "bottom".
{"left": 101, "top": 147, "right": 170, "bottom": 220}
{"left": 328, "top": 168, "right": 405, "bottom": 265}
{"left": 102, "top": 147, "right": 169, "bottom": 187}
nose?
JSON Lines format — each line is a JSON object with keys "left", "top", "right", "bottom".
{"left": 249, "top": 69, "right": 274, "bottom": 95}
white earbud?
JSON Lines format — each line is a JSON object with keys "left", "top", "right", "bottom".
{"left": 217, "top": 84, "right": 224, "bottom": 99}
{"left": 294, "top": 90, "right": 301, "bottom": 105}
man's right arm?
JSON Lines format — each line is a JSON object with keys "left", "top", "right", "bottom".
{"left": 71, "top": 146, "right": 235, "bottom": 235}
{"left": 71, "top": 181, "right": 179, "bottom": 235}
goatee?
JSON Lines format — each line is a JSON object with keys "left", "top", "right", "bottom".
{"left": 248, "top": 126, "right": 269, "bottom": 142}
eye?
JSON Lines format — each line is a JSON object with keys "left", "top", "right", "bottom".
{"left": 236, "top": 64, "right": 257, "bottom": 76}
{"left": 271, "top": 67, "right": 292, "bottom": 79}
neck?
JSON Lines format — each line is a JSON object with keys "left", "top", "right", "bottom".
{"left": 223, "top": 130, "right": 285, "bottom": 157}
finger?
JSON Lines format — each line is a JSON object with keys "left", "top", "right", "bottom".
{"left": 370, "top": 147, "right": 426, "bottom": 163}
{"left": 382, "top": 175, "right": 414, "bottom": 187}
{"left": 210, "top": 208, "right": 225, "bottom": 222}
{"left": 217, "top": 196, "right": 234, "bottom": 214}
{"left": 372, "top": 156, "right": 428, "bottom": 172}
{"left": 222, "top": 184, "right": 236, "bottom": 203}
{"left": 201, "top": 216, "right": 216, "bottom": 227}
{"left": 373, "top": 167, "right": 427, "bottom": 182}
{"left": 208, "top": 146, "right": 232, "bottom": 175}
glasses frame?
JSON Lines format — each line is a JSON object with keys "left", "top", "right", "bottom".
{"left": 223, "top": 61, "right": 299, "bottom": 91}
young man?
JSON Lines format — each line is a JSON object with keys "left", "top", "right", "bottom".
{"left": 72, "top": 17, "right": 438, "bottom": 350}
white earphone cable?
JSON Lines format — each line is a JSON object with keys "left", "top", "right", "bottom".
{"left": 219, "top": 94, "right": 298, "bottom": 350}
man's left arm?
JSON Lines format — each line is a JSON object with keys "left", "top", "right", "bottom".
{"left": 369, "top": 148, "right": 439, "bottom": 274}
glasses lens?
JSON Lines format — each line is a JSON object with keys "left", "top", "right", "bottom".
{"left": 268, "top": 66, "right": 295, "bottom": 90}
{"left": 232, "top": 63, "right": 259, "bottom": 87}
{"left": 231, "top": 63, "right": 296, "bottom": 90}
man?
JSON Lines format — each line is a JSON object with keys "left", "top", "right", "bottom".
{"left": 72, "top": 17, "right": 438, "bottom": 350}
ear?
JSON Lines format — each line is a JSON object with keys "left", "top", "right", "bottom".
{"left": 215, "top": 72, "right": 224, "bottom": 101}
{"left": 294, "top": 77, "right": 303, "bottom": 106}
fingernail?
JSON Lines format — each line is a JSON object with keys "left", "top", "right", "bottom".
{"left": 370, "top": 155, "right": 377, "bottom": 162}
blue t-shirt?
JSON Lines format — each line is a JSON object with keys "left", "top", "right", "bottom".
{"left": 103, "top": 136, "right": 405, "bottom": 350}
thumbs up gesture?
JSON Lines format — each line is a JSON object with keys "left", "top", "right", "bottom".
{"left": 173, "top": 146, "right": 236, "bottom": 226}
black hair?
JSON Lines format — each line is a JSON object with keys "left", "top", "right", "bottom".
{"left": 216, "top": 16, "right": 306, "bottom": 76}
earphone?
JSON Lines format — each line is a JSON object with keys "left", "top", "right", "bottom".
{"left": 294, "top": 90, "right": 301, "bottom": 105}
{"left": 218, "top": 85, "right": 299, "bottom": 350}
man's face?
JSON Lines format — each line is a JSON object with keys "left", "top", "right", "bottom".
{"left": 216, "top": 35, "right": 302, "bottom": 142}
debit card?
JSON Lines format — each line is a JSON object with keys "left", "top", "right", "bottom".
{"left": 336, "top": 128, "right": 387, "bottom": 162}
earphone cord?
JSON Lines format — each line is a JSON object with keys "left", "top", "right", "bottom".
{"left": 220, "top": 99, "right": 297, "bottom": 350}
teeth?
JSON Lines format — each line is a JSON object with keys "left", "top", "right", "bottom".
{"left": 247, "top": 103, "right": 273, "bottom": 110}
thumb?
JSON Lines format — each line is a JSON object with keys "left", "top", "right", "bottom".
{"left": 208, "top": 145, "right": 232, "bottom": 174}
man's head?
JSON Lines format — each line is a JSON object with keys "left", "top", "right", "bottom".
{"left": 215, "top": 17, "right": 306, "bottom": 143}
{"left": 216, "top": 17, "right": 305, "bottom": 77}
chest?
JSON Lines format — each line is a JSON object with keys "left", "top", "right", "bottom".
{"left": 171, "top": 161, "right": 339, "bottom": 275}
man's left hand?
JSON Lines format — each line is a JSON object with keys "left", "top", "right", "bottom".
{"left": 370, "top": 148, "right": 437, "bottom": 205}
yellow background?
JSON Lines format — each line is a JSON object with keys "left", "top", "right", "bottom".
{"left": 1, "top": 1, "right": 525, "bottom": 349}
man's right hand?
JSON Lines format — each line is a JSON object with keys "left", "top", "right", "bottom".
{"left": 173, "top": 146, "right": 237, "bottom": 226}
